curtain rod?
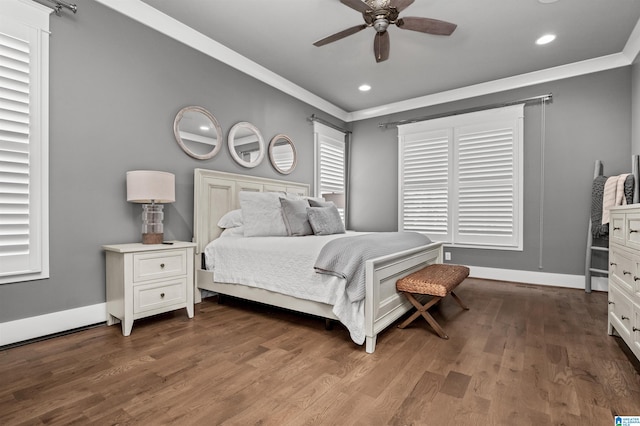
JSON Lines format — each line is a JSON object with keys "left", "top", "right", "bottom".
{"left": 39, "top": 0, "right": 77, "bottom": 15}
{"left": 307, "top": 114, "right": 351, "bottom": 134}
{"left": 378, "top": 93, "right": 553, "bottom": 129}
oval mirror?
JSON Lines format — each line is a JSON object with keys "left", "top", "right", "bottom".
{"left": 227, "top": 122, "right": 265, "bottom": 168}
{"left": 268, "top": 134, "right": 297, "bottom": 175}
{"left": 173, "top": 106, "right": 223, "bottom": 160}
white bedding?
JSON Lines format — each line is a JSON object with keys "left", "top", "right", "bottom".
{"left": 204, "top": 232, "right": 370, "bottom": 344}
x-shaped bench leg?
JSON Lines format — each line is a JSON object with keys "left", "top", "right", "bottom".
{"left": 397, "top": 293, "right": 449, "bottom": 339}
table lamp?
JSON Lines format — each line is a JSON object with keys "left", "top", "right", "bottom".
{"left": 126, "top": 170, "right": 175, "bottom": 244}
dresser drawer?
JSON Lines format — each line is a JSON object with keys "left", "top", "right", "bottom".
{"left": 133, "top": 249, "right": 187, "bottom": 283}
{"left": 610, "top": 213, "right": 626, "bottom": 245}
{"left": 133, "top": 279, "right": 187, "bottom": 314}
{"left": 626, "top": 213, "right": 640, "bottom": 250}
{"left": 609, "top": 284, "right": 634, "bottom": 339}
{"left": 609, "top": 247, "right": 636, "bottom": 293}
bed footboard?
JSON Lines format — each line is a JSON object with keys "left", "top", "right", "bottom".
{"left": 364, "top": 242, "right": 443, "bottom": 353}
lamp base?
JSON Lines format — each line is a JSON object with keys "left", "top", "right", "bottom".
{"left": 142, "top": 233, "right": 163, "bottom": 245}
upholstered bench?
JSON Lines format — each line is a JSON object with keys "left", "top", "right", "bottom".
{"left": 396, "top": 263, "right": 470, "bottom": 339}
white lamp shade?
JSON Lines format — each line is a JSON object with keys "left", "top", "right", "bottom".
{"left": 322, "top": 192, "right": 345, "bottom": 209}
{"left": 126, "top": 170, "right": 175, "bottom": 203}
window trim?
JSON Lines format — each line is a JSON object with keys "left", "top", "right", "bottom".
{"left": 0, "top": 0, "right": 51, "bottom": 284}
{"left": 313, "top": 121, "right": 346, "bottom": 219}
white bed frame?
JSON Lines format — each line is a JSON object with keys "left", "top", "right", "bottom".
{"left": 192, "top": 168, "right": 443, "bottom": 353}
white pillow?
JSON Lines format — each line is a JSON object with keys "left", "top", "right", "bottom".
{"left": 217, "top": 209, "right": 243, "bottom": 228}
{"left": 239, "top": 191, "right": 288, "bottom": 237}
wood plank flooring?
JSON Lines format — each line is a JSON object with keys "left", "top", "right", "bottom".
{"left": 1, "top": 278, "right": 639, "bottom": 425}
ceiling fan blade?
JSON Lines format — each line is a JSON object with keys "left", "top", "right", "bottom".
{"left": 340, "top": 0, "right": 369, "bottom": 13}
{"left": 396, "top": 17, "right": 457, "bottom": 35}
{"left": 374, "top": 31, "right": 390, "bottom": 63}
{"left": 390, "top": 0, "right": 414, "bottom": 12}
{"left": 314, "top": 24, "right": 367, "bottom": 47}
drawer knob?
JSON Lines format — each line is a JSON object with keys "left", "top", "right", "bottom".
{"left": 630, "top": 229, "right": 639, "bottom": 234}
{"left": 635, "top": 276, "right": 640, "bottom": 282}
{"left": 621, "top": 315, "right": 629, "bottom": 320}
{"left": 613, "top": 227, "right": 621, "bottom": 231}
{"left": 160, "top": 293, "right": 165, "bottom": 298}
{"left": 160, "top": 263, "right": 165, "bottom": 268}
{"left": 623, "top": 270, "right": 631, "bottom": 275}
{"left": 634, "top": 327, "right": 639, "bottom": 332}
{"left": 610, "top": 262, "right": 617, "bottom": 266}
{"left": 608, "top": 301, "right": 615, "bottom": 305}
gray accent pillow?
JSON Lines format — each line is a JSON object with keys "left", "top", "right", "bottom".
{"left": 307, "top": 206, "right": 346, "bottom": 235}
{"left": 239, "top": 191, "right": 288, "bottom": 237}
{"left": 280, "top": 198, "right": 313, "bottom": 236}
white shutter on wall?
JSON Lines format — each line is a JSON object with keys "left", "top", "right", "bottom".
{"left": 314, "top": 121, "right": 346, "bottom": 221}
{"left": 455, "top": 122, "right": 517, "bottom": 246}
{"left": 400, "top": 129, "right": 451, "bottom": 241}
{"left": 0, "top": 2, "right": 50, "bottom": 283}
{"left": 398, "top": 104, "right": 523, "bottom": 249}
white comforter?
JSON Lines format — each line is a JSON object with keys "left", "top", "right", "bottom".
{"left": 204, "top": 232, "right": 369, "bottom": 345}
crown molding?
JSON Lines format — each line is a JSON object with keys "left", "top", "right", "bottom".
{"left": 96, "top": 0, "right": 640, "bottom": 124}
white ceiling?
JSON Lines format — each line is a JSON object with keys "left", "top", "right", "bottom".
{"left": 99, "top": 0, "right": 640, "bottom": 121}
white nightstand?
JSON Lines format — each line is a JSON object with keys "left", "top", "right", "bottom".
{"left": 103, "top": 241, "right": 196, "bottom": 336}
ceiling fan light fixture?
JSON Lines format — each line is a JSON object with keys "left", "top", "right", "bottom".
{"left": 373, "top": 18, "right": 389, "bottom": 33}
{"left": 536, "top": 34, "right": 556, "bottom": 45}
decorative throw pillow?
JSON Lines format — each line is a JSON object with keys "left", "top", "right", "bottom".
{"left": 307, "top": 206, "right": 346, "bottom": 235}
{"left": 217, "top": 209, "right": 243, "bottom": 228}
{"left": 280, "top": 198, "right": 313, "bottom": 236}
{"left": 239, "top": 191, "right": 288, "bottom": 237}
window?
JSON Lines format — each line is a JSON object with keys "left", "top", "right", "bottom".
{"left": 0, "top": 0, "right": 50, "bottom": 284}
{"left": 398, "top": 104, "right": 524, "bottom": 250}
{"left": 313, "top": 121, "right": 346, "bottom": 219}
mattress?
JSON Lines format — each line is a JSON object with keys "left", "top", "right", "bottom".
{"left": 204, "top": 232, "right": 369, "bottom": 344}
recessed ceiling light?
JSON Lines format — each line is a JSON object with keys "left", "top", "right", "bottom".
{"left": 536, "top": 34, "right": 556, "bottom": 45}
{"left": 359, "top": 84, "right": 371, "bottom": 92}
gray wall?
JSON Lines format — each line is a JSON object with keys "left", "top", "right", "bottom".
{"left": 349, "top": 68, "right": 632, "bottom": 276}
{"left": 632, "top": 61, "right": 640, "bottom": 155}
{"left": 0, "top": 0, "right": 342, "bottom": 322}
{"left": 1, "top": 0, "right": 634, "bottom": 323}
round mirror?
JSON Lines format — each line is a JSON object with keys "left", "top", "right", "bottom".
{"left": 268, "top": 134, "right": 297, "bottom": 175}
{"left": 173, "top": 106, "right": 223, "bottom": 160}
{"left": 227, "top": 122, "right": 265, "bottom": 168}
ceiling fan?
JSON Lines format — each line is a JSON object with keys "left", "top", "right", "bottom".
{"left": 313, "top": 0, "right": 457, "bottom": 63}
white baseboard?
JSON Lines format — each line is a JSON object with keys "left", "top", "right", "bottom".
{"left": 469, "top": 266, "right": 608, "bottom": 292}
{"left": 0, "top": 267, "right": 607, "bottom": 347}
{"left": 0, "top": 303, "right": 107, "bottom": 347}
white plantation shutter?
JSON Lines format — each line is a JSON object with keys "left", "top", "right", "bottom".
{"left": 0, "top": 1, "right": 50, "bottom": 283}
{"left": 314, "top": 122, "right": 346, "bottom": 219}
{"left": 399, "top": 105, "right": 523, "bottom": 249}
{"left": 400, "top": 128, "right": 451, "bottom": 241}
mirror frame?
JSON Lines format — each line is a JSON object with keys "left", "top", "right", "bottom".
{"left": 268, "top": 134, "right": 297, "bottom": 175}
{"left": 173, "top": 106, "right": 223, "bottom": 160}
{"left": 227, "top": 122, "right": 265, "bottom": 168}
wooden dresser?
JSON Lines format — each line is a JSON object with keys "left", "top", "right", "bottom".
{"left": 608, "top": 205, "right": 640, "bottom": 361}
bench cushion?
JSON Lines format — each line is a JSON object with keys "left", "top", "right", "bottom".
{"left": 396, "top": 264, "right": 469, "bottom": 297}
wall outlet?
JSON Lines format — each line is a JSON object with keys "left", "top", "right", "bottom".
{"left": 444, "top": 252, "right": 452, "bottom": 261}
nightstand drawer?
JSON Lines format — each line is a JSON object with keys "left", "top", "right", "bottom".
{"left": 134, "top": 279, "right": 187, "bottom": 314}
{"left": 133, "top": 249, "right": 186, "bottom": 282}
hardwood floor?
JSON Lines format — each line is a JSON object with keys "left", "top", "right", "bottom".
{"left": 1, "top": 278, "right": 639, "bottom": 425}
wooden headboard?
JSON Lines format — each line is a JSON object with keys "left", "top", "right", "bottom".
{"left": 193, "top": 169, "right": 310, "bottom": 255}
